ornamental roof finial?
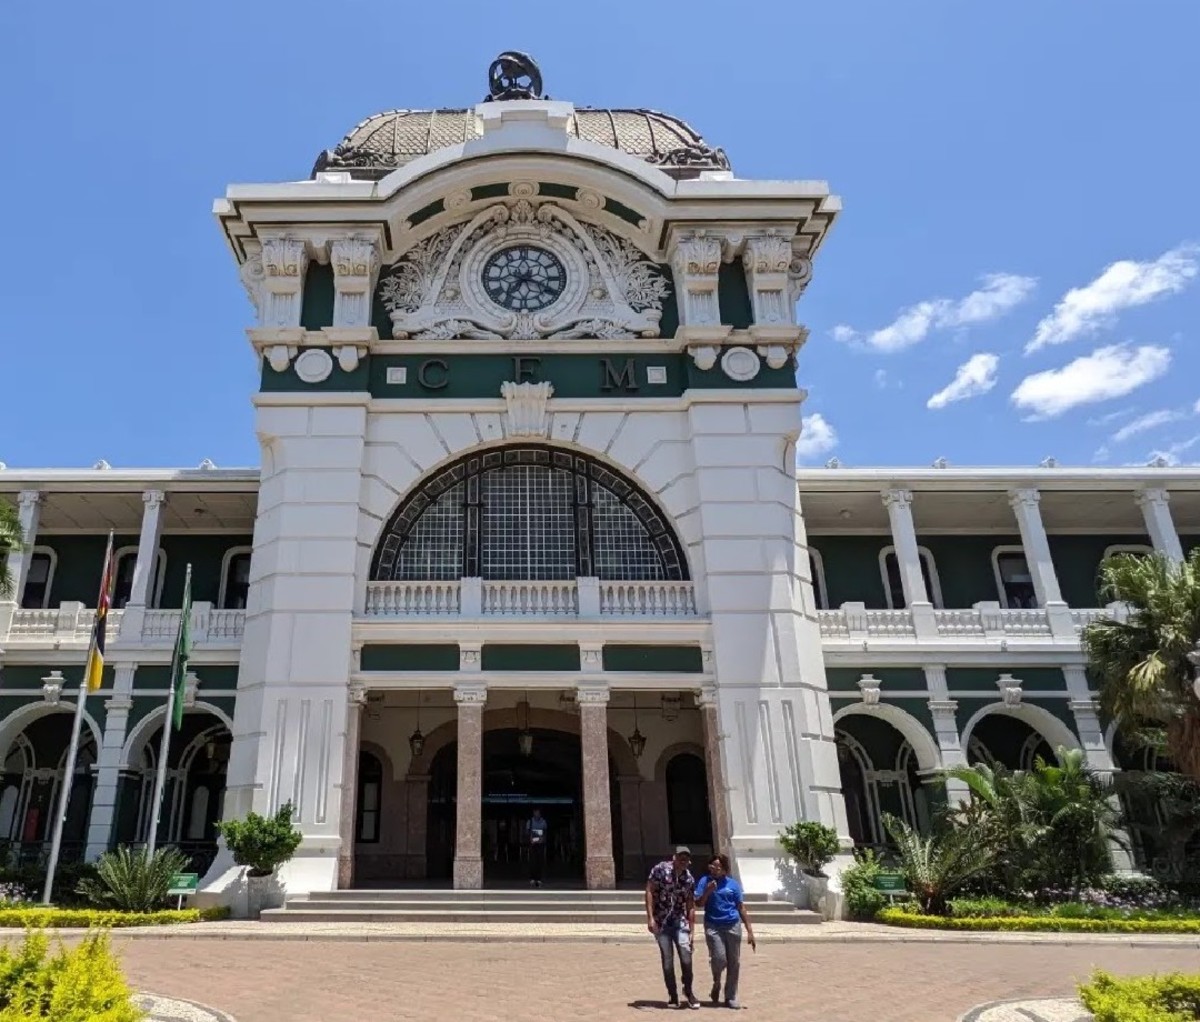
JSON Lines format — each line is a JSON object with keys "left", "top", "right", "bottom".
{"left": 485, "top": 51, "right": 544, "bottom": 102}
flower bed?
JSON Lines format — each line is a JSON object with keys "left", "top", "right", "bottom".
{"left": 1080, "top": 970, "right": 1200, "bottom": 1021}
{"left": 877, "top": 907, "right": 1200, "bottom": 933}
{"left": 0, "top": 906, "right": 230, "bottom": 929}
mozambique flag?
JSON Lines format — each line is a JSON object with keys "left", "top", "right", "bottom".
{"left": 85, "top": 534, "right": 115, "bottom": 691}
{"left": 169, "top": 565, "right": 193, "bottom": 730}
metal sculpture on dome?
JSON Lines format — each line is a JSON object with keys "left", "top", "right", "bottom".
{"left": 485, "top": 51, "right": 544, "bottom": 101}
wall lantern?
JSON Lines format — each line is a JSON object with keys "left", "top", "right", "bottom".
{"left": 517, "top": 696, "right": 534, "bottom": 757}
{"left": 628, "top": 697, "right": 646, "bottom": 760}
{"left": 408, "top": 693, "right": 426, "bottom": 758}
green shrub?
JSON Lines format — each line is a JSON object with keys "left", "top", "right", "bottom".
{"left": 0, "top": 861, "right": 99, "bottom": 908}
{"left": 1080, "top": 971, "right": 1200, "bottom": 1022}
{"left": 884, "top": 814, "right": 995, "bottom": 916}
{"left": 840, "top": 848, "right": 887, "bottom": 921}
{"left": 0, "top": 907, "right": 229, "bottom": 928}
{"left": 878, "top": 907, "right": 1200, "bottom": 933}
{"left": 0, "top": 930, "right": 141, "bottom": 1020}
{"left": 77, "top": 846, "right": 190, "bottom": 913}
{"left": 217, "top": 802, "right": 302, "bottom": 877}
{"left": 778, "top": 822, "right": 839, "bottom": 876}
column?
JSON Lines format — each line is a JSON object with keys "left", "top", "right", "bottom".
{"left": 1135, "top": 489, "right": 1184, "bottom": 565}
{"left": 336, "top": 684, "right": 367, "bottom": 889}
{"left": 578, "top": 684, "right": 615, "bottom": 889}
{"left": 129, "top": 490, "right": 166, "bottom": 609}
{"left": 452, "top": 683, "right": 486, "bottom": 890}
{"left": 923, "top": 665, "right": 968, "bottom": 805}
{"left": 1008, "top": 489, "right": 1074, "bottom": 637}
{"left": 881, "top": 489, "right": 928, "bottom": 606}
{"left": 3, "top": 490, "right": 41, "bottom": 602}
{"left": 84, "top": 664, "right": 136, "bottom": 860}
{"left": 697, "top": 686, "right": 733, "bottom": 858}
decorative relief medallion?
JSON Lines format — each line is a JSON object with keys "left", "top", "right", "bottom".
{"left": 294, "top": 348, "right": 334, "bottom": 384}
{"left": 720, "top": 346, "right": 761, "bottom": 382}
{"left": 378, "top": 197, "right": 670, "bottom": 341}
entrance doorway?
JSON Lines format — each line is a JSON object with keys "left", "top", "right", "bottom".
{"left": 426, "top": 726, "right": 622, "bottom": 886}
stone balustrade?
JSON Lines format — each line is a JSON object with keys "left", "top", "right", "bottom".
{"left": 1, "top": 602, "right": 245, "bottom": 646}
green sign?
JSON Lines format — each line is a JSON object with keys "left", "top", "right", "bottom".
{"left": 873, "top": 872, "right": 907, "bottom": 894}
{"left": 167, "top": 873, "right": 199, "bottom": 895}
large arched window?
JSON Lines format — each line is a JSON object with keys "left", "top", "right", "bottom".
{"left": 372, "top": 446, "right": 687, "bottom": 582}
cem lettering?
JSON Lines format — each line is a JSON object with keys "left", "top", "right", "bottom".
{"left": 409, "top": 356, "right": 647, "bottom": 393}
{"left": 417, "top": 359, "right": 449, "bottom": 390}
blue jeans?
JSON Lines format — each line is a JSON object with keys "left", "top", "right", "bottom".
{"left": 654, "top": 922, "right": 694, "bottom": 1001}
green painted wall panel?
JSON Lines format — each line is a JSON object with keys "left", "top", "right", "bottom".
{"left": 946, "top": 667, "right": 1067, "bottom": 692}
{"left": 825, "top": 667, "right": 925, "bottom": 692}
{"left": 717, "top": 260, "right": 754, "bottom": 329}
{"left": 260, "top": 347, "right": 370, "bottom": 392}
{"left": 38, "top": 535, "right": 137, "bottom": 606}
{"left": 360, "top": 644, "right": 459, "bottom": 671}
{"left": 810, "top": 535, "right": 890, "bottom": 609}
{"left": 481, "top": 644, "right": 580, "bottom": 671}
{"left": 1049, "top": 534, "right": 1148, "bottom": 607}
{"left": 921, "top": 535, "right": 1021, "bottom": 608}
{"left": 601, "top": 645, "right": 703, "bottom": 673}
{"left": 300, "top": 264, "right": 336, "bottom": 329}
{"left": 159, "top": 535, "right": 253, "bottom": 607}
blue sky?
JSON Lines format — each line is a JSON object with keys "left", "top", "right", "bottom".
{"left": 2, "top": 1, "right": 1198, "bottom": 470}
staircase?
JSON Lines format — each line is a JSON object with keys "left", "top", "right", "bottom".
{"left": 261, "top": 888, "right": 822, "bottom": 925}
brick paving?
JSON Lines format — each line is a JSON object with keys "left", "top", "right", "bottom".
{"left": 114, "top": 938, "right": 1197, "bottom": 1021}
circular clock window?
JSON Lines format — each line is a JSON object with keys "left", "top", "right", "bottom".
{"left": 482, "top": 245, "right": 566, "bottom": 312}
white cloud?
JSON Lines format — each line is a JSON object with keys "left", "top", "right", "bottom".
{"left": 927, "top": 353, "right": 1000, "bottom": 410}
{"left": 1026, "top": 245, "right": 1198, "bottom": 353}
{"left": 1087, "top": 406, "right": 1136, "bottom": 427}
{"left": 1010, "top": 344, "right": 1172, "bottom": 420}
{"left": 836, "top": 273, "right": 1036, "bottom": 353}
{"left": 796, "top": 413, "right": 838, "bottom": 461}
{"left": 1110, "top": 408, "right": 1183, "bottom": 444}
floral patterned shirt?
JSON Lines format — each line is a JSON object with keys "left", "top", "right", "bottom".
{"left": 647, "top": 860, "right": 695, "bottom": 930}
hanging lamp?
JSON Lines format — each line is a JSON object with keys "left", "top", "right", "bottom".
{"left": 408, "top": 693, "right": 426, "bottom": 758}
{"left": 517, "top": 694, "right": 534, "bottom": 757}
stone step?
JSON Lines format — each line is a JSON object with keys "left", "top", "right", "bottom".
{"left": 297, "top": 889, "right": 784, "bottom": 904}
{"left": 284, "top": 898, "right": 809, "bottom": 918}
{"left": 260, "top": 907, "right": 823, "bottom": 925}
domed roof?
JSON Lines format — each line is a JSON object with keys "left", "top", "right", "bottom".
{"left": 311, "top": 107, "right": 731, "bottom": 181}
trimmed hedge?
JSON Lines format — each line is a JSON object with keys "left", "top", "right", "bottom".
{"left": 0, "top": 906, "right": 230, "bottom": 929}
{"left": 0, "top": 930, "right": 141, "bottom": 1020}
{"left": 877, "top": 908, "right": 1200, "bottom": 934}
{"left": 1080, "top": 970, "right": 1200, "bottom": 1022}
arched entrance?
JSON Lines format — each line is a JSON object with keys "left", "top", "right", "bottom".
{"left": 834, "top": 714, "right": 931, "bottom": 847}
{"left": 427, "top": 726, "right": 622, "bottom": 886}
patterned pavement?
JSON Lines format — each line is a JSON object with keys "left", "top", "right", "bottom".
{"left": 136, "top": 994, "right": 237, "bottom": 1022}
{"left": 111, "top": 937, "right": 1190, "bottom": 1021}
{"left": 958, "top": 999, "right": 1091, "bottom": 1021}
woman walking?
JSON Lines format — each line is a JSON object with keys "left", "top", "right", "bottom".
{"left": 694, "top": 854, "right": 756, "bottom": 1009}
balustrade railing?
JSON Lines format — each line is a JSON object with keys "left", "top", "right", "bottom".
{"left": 364, "top": 581, "right": 461, "bottom": 616}
{"left": 599, "top": 581, "right": 696, "bottom": 617}
{"left": 482, "top": 581, "right": 578, "bottom": 617}
{"left": 4, "top": 603, "right": 241, "bottom": 644}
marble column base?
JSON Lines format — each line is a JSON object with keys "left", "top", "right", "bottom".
{"left": 586, "top": 855, "right": 616, "bottom": 890}
{"left": 453, "top": 856, "right": 483, "bottom": 889}
{"left": 336, "top": 852, "right": 353, "bottom": 890}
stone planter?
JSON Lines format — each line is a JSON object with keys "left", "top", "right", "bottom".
{"left": 245, "top": 873, "right": 283, "bottom": 920}
{"left": 800, "top": 872, "right": 842, "bottom": 920}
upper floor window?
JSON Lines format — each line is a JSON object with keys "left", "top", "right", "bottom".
{"left": 19, "top": 549, "right": 56, "bottom": 609}
{"left": 112, "top": 547, "right": 166, "bottom": 609}
{"left": 808, "top": 548, "right": 828, "bottom": 610}
{"left": 880, "top": 546, "right": 942, "bottom": 609}
{"left": 992, "top": 548, "right": 1037, "bottom": 609}
{"left": 219, "top": 549, "right": 252, "bottom": 610}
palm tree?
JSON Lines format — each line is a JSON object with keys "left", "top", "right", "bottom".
{"left": 0, "top": 500, "right": 23, "bottom": 599}
{"left": 882, "top": 813, "right": 995, "bottom": 915}
{"left": 1082, "top": 550, "right": 1200, "bottom": 779}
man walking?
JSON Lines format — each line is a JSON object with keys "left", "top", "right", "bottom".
{"left": 645, "top": 846, "right": 700, "bottom": 1009}
{"left": 529, "top": 808, "right": 548, "bottom": 887}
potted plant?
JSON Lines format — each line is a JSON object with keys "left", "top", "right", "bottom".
{"left": 216, "top": 802, "right": 302, "bottom": 919}
{"left": 779, "top": 821, "right": 840, "bottom": 916}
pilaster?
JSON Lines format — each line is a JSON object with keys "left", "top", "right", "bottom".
{"left": 1135, "top": 489, "right": 1184, "bottom": 565}
{"left": 668, "top": 234, "right": 732, "bottom": 367}
{"left": 329, "top": 234, "right": 382, "bottom": 329}
{"left": 578, "top": 684, "right": 615, "bottom": 889}
{"left": 924, "top": 664, "right": 968, "bottom": 804}
{"left": 85, "top": 665, "right": 136, "bottom": 860}
{"left": 259, "top": 235, "right": 310, "bottom": 328}
{"left": 452, "top": 683, "right": 486, "bottom": 890}
{"left": 697, "top": 685, "right": 733, "bottom": 859}
{"left": 742, "top": 235, "right": 808, "bottom": 369}
{"left": 336, "top": 684, "right": 367, "bottom": 889}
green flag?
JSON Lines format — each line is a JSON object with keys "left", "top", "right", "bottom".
{"left": 170, "top": 565, "right": 193, "bottom": 731}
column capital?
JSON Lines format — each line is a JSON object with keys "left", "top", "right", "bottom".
{"left": 16, "top": 489, "right": 41, "bottom": 510}
{"left": 696, "top": 685, "right": 719, "bottom": 708}
{"left": 1135, "top": 487, "right": 1170, "bottom": 508}
{"left": 881, "top": 488, "right": 913, "bottom": 509}
{"left": 928, "top": 699, "right": 958, "bottom": 714}
{"left": 330, "top": 234, "right": 381, "bottom": 282}
{"left": 453, "top": 683, "right": 488, "bottom": 706}
{"left": 1068, "top": 697, "right": 1102, "bottom": 716}
{"left": 105, "top": 695, "right": 134, "bottom": 713}
{"left": 142, "top": 489, "right": 166, "bottom": 511}
{"left": 1008, "top": 487, "right": 1041, "bottom": 511}
{"left": 576, "top": 684, "right": 610, "bottom": 706}
{"left": 348, "top": 683, "right": 368, "bottom": 707}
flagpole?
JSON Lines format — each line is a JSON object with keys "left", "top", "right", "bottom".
{"left": 147, "top": 563, "right": 191, "bottom": 858}
{"left": 42, "top": 531, "right": 113, "bottom": 906}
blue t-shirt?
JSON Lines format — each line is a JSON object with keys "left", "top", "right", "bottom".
{"left": 695, "top": 874, "right": 743, "bottom": 928}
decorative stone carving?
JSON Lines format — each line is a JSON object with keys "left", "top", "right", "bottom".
{"left": 1040, "top": 456, "right": 1058, "bottom": 468}
{"left": 660, "top": 693, "right": 682, "bottom": 722}
{"left": 756, "top": 344, "right": 790, "bottom": 369}
{"left": 262, "top": 236, "right": 307, "bottom": 278}
{"left": 238, "top": 253, "right": 266, "bottom": 318}
{"left": 857, "top": 674, "right": 882, "bottom": 706}
{"left": 933, "top": 457, "right": 949, "bottom": 469}
{"left": 197, "top": 459, "right": 216, "bottom": 470}
{"left": 788, "top": 255, "right": 813, "bottom": 303}
{"left": 501, "top": 381, "right": 554, "bottom": 437}
{"left": 183, "top": 671, "right": 200, "bottom": 708}
{"left": 742, "top": 236, "right": 793, "bottom": 326}
{"left": 378, "top": 198, "right": 669, "bottom": 340}
{"left": 997, "top": 673, "right": 1023, "bottom": 707}
{"left": 93, "top": 460, "right": 111, "bottom": 470}
{"left": 696, "top": 685, "right": 717, "bottom": 706}
{"left": 336, "top": 346, "right": 364, "bottom": 372}
{"left": 294, "top": 349, "right": 334, "bottom": 384}
{"left": 453, "top": 684, "right": 488, "bottom": 705}
{"left": 349, "top": 684, "right": 368, "bottom": 707}
{"left": 266, "top": 345, "right": 298, "bottom": 373}
{"left": 259, "top": 236, "right": 309, "bottom": 327}
{"left": 669, "top": 235, "right": 722, "bottom": 326}
{"left": 41, "top": 671, "right": 63, "bottom": 705}
{"left": 720, "top": 346, "right": 761, "bottom": 382}
{"left": 330, "top": 235, "right": 381, "bottom": 328}
{"left": 689, "top": 345, "right": 719, "bottom": 371}
{"left": 580, "top": 648, "right": 602, "bottom": 667}
{"left": 576, "top": 684, "right": 610, "bottom": 704}
{"left": 825, "top": 457, "right": 842, "bottom": 469}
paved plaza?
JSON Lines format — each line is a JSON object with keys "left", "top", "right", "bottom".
{"left": 114, "top": 937, "right": 1195, "bottom": 1021}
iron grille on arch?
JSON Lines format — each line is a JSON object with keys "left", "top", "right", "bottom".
{"left": 371, "top": 446, "right": 688, "bottom": 582}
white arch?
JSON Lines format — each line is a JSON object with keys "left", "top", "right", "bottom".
{"left": 120, "top": 701, "right": 234, "bottom": 770}
{"left": 832, "top": 703, "right": 942, "bottom": 773}
{"left": 959, "top": 702, "right": 1082, "bottom": 765}
{"left": 0, "top": 702, "right": 103, "bottom": 764}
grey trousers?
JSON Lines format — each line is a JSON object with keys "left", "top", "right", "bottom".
{"left": 654, "top": 924, "right": 694, "bottom": 1001}
{"left": 704, "top": 922, "right": 743, "bottom": 1002}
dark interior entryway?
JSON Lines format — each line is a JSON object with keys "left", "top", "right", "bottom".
{"left": 427, "top": 726, "right": 622, "bottom": 886}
